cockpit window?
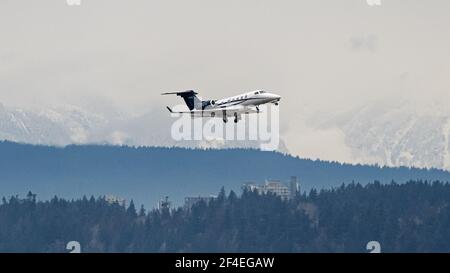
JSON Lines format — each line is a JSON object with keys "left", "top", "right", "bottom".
{"left": 259, "top": 91, "right": 266, "bottom": 94}
{"left": 254, "top": 91, "right": 259, "bottom": 95}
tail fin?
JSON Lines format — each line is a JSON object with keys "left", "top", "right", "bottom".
{"left": 161, "top": 90, "right": 202, "bottom": 110}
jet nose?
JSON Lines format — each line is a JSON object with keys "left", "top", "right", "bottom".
{"left": 270, "top": 93, "right": 281, "bottom": 100}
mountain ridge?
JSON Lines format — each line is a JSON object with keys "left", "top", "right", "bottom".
{"left": 1, "top": 141, "right": 449, "bottom": 208}
{"left": 0, "top": 103, "right": 288, "bottom": 152}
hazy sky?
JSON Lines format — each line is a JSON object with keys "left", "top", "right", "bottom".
{"left": 1, "top": 0, "right": 450, "bottom": 160}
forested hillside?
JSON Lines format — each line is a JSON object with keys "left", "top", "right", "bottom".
{"left": 1, "top": 180, "right": 449, "bottom": 253}
{"left": 1, "top": 141, "right": 450, "bottom": 206}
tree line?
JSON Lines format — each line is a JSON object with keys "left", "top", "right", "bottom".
{"left": 0, "top": 180, "right": 449, "bottom": 252}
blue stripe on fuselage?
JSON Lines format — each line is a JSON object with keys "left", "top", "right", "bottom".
{"left": 216, "top": 97, "right": 263, "bottom": 107}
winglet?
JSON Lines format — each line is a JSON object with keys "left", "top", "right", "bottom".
{"left": 166, "top": 106, "right": 173, "bottom": 113}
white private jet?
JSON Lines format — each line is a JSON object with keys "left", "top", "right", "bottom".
{"left": 162, "top": 90, "right": 281, "bottom": 123}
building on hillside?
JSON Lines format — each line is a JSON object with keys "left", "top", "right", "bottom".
{"left": 289, "top": 176, "right": 300, "bottom": 199}
{"left": 242, "top": 176, "right": 300, "bottom": 200}
{"left": 105, "top": 194, "right": 127, "bottom": 207}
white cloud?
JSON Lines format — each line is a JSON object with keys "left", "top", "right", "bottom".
{"left": 284, "top": 115, "right": 354, "bottom": 163}
{"left": 1, "top": 0, "right": 450, "bottom": 163}
{"left": 350, "top": 35, "right": 378, "bottom": 52}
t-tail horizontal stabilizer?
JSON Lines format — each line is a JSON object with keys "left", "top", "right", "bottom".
{"left": 161, "top": 90, "right": 198, "bottom": 96}
{"left": 161, "top": 90, "right": 201, "bottom": 111}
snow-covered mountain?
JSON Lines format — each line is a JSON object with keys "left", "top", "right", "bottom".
{"left": 0, "top": 102, "right": 288, "bottom": 152}
{"left": 0, "top": 103, "right": 106, "bottom": 145}
{"left": 313, "top": 100, "right": 450, "bottom": 171}
{"left": 2, "top": 100, "right": 450, "bottom": 170}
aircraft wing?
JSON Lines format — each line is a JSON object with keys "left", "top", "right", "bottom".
{"left": 166, "top": 106, "right": 259, "bottom": 117}
{"left": 219, "top": 106, "right": 259, "bottom": 114}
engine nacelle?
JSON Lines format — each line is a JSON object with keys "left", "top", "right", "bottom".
{"left": 202, "top": 100, "right": 217, "bottom": 109}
